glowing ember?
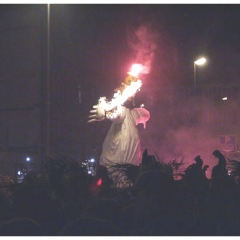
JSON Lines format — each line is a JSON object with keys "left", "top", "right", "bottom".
{"left": 97, "top": 178, "right": 102, "bottom": 186}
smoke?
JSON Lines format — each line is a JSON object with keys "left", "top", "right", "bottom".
{"left": 139, "top": 92, "right": 239, "bottom": 179}
{"left": 127, "top": 24, "right": 159, "bottom": 74}
{"left": 126, "top": 25, "right": 238, "bottom": 180}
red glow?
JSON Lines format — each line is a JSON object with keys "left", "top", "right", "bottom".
{"left": 90, "top": 178, "right": 102, "bottom": 195}
{"left": 97, "top": 178, "right": 102, "bottom": 186}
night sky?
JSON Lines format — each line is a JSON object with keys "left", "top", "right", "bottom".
{"left": 1, "top": 3, "right": 240, "bottom": 177}
{"left": 64, "top": 3, "right": 240, "bottom": 88}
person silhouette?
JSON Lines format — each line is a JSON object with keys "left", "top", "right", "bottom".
{"left": 211, "top": 150, "right": 228, "bottom": 179}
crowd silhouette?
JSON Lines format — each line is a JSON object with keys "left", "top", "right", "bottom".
{"left": 0, "top": 149, "right": 240, "bottom": 236}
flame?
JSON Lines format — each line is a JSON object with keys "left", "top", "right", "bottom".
{"left": 97, "top": 63, "right": 146, "bottom": 118}
{"left": 128, "top": 64, "right": 144, "bottom": 77}
{"left": 98, "top": 79, "right": 142, "bottom": 117}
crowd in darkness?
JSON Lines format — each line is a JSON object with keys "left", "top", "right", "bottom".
{"left": 0, "top": 148, "right": 239, "bottom": 236}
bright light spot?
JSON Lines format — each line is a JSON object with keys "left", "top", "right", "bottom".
{"left": 140, "top": 104, "right": 144, "bottom": 108}
{"left": 26, "top": 157, "right": 31, "bottom": 162}
{"left": 194, "top": 57, "right": 206, "bottom": 65}
{"left": 128, "top": 63, "right": 149, "bottom": 76}
{"left": 88, "top": 170, "right": 92, "bottom": 175}
{"left": 90, "top": 158, "right": 95, "bottom": 163}
{"left": 228, "top": 170, "right": 231, "bottom": 175}
{"left": 17, "top": 171, "right": 22, "bottom": 175}
{"left": 222, "top": 96, "right": 227, "bottom": 100}
{"left": 129, "top": 64, "right": 143, "bottom": 77}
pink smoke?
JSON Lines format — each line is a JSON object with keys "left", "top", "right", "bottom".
{"left": 128, "top": 24, "right": 159, "bottom": 75}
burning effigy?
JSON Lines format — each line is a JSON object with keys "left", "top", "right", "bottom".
{"left": 88, "top": 64, "right": 150, "bottom": 173}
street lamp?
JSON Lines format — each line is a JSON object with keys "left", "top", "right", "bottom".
{"left": 194, "top": 57, "right": 206, "bottom": 89}
{"left": 46, "top": 4, "right": 51, "bottom": 158}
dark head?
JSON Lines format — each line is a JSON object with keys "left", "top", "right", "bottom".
{"left": 213, "top": 149, "right": 222, "bottom": 158}
{"left": 203, "top": 165, "right": 209, "bottom": 172}
{"left": 194, "top": 155, "right": 203, "bottom": 165}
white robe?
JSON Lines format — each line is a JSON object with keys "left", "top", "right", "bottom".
{"left": 99, "top": 106, "right": 150, "bottom": 167}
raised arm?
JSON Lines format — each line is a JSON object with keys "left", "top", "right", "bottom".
{"left": 87, "top": 99, "right": 106, "bottom": 123}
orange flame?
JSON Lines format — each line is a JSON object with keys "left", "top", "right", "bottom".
{"left": 97, "top": 63, "right": 147, "bottom": 119}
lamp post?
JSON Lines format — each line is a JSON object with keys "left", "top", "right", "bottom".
{"left": 194, "top": 57, "right": 206, "bottom": 89}
{"left": 46, "top": 4, "right": 51, "bottom": 158}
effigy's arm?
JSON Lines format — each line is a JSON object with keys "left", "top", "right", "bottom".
{"left": 87, "top": 104, "right": 105, "bottom": 123}
{"left": 87, "top": 96, "right": 125, "bottom": 123}
{"left": 87, "top": 97, "right": 106, "bottom": 123}
{"left": 133, "top": 108, "right": 150, "bottom": 129}
{"left": 87, "top": 64, "right": 145, "bottom": 123}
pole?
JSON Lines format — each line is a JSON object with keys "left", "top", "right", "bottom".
{"left": 46, "top": 4, "right": 51, "bottom": 157}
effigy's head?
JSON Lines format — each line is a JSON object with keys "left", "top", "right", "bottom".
{"left": 113, "top": 72, "right": 142, "bottom": 109}
{"left": 124, "top": 73, "right": 139, "bottom": 85}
